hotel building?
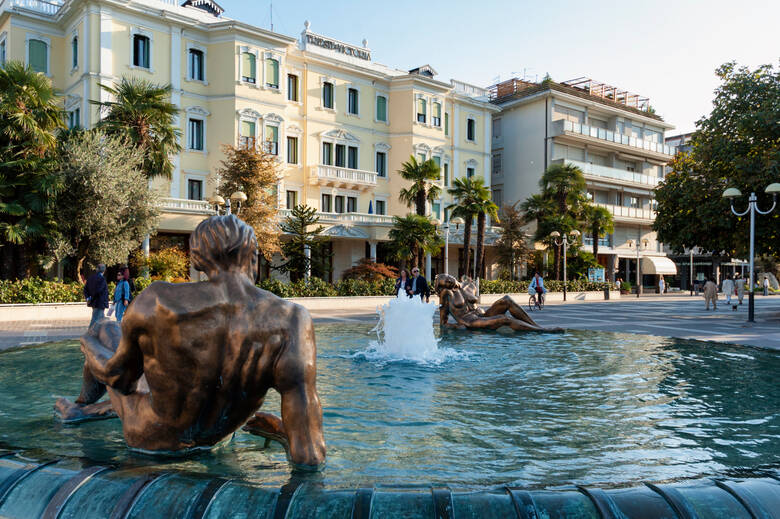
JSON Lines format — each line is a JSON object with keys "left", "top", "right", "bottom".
{"left": 0, "top": 0, "right": 499, "bottom": 280}
{"left": 489, "top": 77, "right": 679, "bottom": 288}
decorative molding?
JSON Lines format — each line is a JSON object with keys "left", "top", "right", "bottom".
{"left": 186, "top": 105, "right": 210, "bottom": 117}
{"left": 323, "top": 224, "right": 370, "bottom": 239}
{"left": 465, "top": 158, "right": 478, "bottom": 167}
{"left": 286, "top": 124, "right": 303, "bottom": 136}
{"left": 237, "top": 108, "right": 262, "bottom": 119}
{"left": 321, "top": 129, "right": 360, "bottom": 142}
{"left": 374, "top": 142, "right": 391, "bottom": 152}
{"left": 65, "top": 94, "right": 81, "bottom": 109}
{"left": 264, "top": 112, "right": 284, "bottom": 124}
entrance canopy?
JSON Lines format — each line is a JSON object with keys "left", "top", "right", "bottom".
{"left": 641, "top": 256, "right": 678, "bottom": 275}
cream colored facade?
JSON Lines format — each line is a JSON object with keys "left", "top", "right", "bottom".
{"left": 1, "top": 0, "right": 499, "bottom": 280}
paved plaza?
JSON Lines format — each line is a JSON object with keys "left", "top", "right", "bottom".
{"left": 1, "top": 295, "right": 778, "bottom": 351}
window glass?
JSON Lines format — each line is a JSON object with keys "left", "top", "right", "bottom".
{"left": 492, "top": 152, "right": 502, "bottom": 176}
{"left": 417, "top": 98, "right": 426, "bottom": 123}
{"left": 188, "top": 119, "right": 204, "bottom": 150}
{"left": 240, "top": 120, "right": 255, "bottom": 148}
{"left": 375, "top": 200, "right": 386, "bottom": 215}
{"left": 133, "top": 35, "right": 150, "bottom": 69}
{"left": 287, "top": 75, "right": 298, "bottom": 101}
{"left": 347, "top": 196, "right": 357, "bottom": 213}
{"left": 376, "top": 96, "right": 387, "bottom": 121}
{"left": 286, "top": 136, "right": 298, "bottom": 163}
{"left": 417, "top": 153, "right": 426, "bottom": 163}
{"left": 347, "top": 146, "right": 358, "bottom": 169}
{"left": 335, "top": 144, "right": 346, "bottom": 167}
{"left": 286, "top": 190, "right": 298, "bottom": 209}
{"left": 29, "top": 39, "right": 48, "bottom": 73}
{"left": 467, "top": 167, "right": 475, "bottom": 178}
{"left": 322, "top": 142, "right": 333, "bottom": 165}
{"left": 241, "top": 52, "right": 256, "bottom": 83}
{"left": 375, "top": 152, "right": 386, "bottom": 177}
{"left": 334, "top": 195, "right": 345, "bottom": 213}
{"left": 321, "top": 193, "right": 332, "bottom": 212}
{"left": 492, "top": 118, "right": 501, "bottom": 138}
{"left": 348, "top": 88, "right": 359, "bottom": 114}
{"left": 0, "top": 39, "right": 6, "bottom": 65}
{"left": 187, "top": 179, "right": 203, "bottom": 201}
{"left": 432, "top": 102, "right": 441, "bottom": 126}
{"left": 492, "top": 189, "right": 502, "bottom": 207}
{"left": 265, "top": 57, "right": 279, "bottom": 88}
{"left": 467, "top": 119, "right": 476, "bottom": 141}
{"left": 189, "top": 49, "right": 204, "bottom": 81}
{"left": 71, "top": 37, "right": 78, "bottom": 69}
{"left": 265, "top": 125, "right": 278, "bottom": 155}
{"left": 323, "top": 82, "right": 334, "bottom": 108}
{"left": 432, "top": 202, "right": 441, "bottom": 220}
{"left": 68, "top": 108, "right": 80, "bottom": 129}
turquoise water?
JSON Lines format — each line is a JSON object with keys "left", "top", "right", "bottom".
{"left": 0, "top": 324, "right": 777, "bottom": 489}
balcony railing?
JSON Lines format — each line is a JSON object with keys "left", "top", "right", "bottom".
{"left": 555, "top": 119, "right": 677, "bottom": 156}
{"left": 597, "top": 203, "right": 654, "bottom": 221}
{"left": 563, "top": 159, "right": 660, "bottom": 187}
{"left": 310, "top": 165, "right": 378, "bottom": 191}
{"left": 159, "top": 198, "right": 216, "bottom": 215}
{"left": 583, "top": 237, "right": 612, "bottom": 248}
{"left": 1, "top": 0, "right": 63, "bottom": 15}
{"left": 278, "top": 209, "right": 394, "bottom": 225}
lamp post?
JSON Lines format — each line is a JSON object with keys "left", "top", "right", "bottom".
{"left": 723, "top": 183, "right": 780, "bottom": 323}
{"left": 627, "top": 238, "right": 648, "bottom": 298}
{"left": 443, "top": 216, "right": 464, "bottom": 276}
{"left": 689, "top": 248, "right": 694, "bottom": 296}
{"left": 210, "top": 191, "right": 247, "bottom": 216}
{"left": 550, "top": 230, "right": 580, "bottom": 302}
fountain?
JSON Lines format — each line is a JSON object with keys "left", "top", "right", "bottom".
{"left": 0, "top": 216, "right": 778, "bottom": 517}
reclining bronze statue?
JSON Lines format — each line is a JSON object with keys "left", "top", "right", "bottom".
{"left": 434, "top": 274, "right": 562, "bottom": 332}
{"left": 56, "top": 215, "right": 326, "bottom": 470}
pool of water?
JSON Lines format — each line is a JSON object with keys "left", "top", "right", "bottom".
{"left": 0, "top": 324, "right": 778, "bottom": 489}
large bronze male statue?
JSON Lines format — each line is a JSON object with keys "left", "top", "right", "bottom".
{"left": 56, "top": 215, "right": 326, "bottom": 470}
{"left": 435, "top": 274, "right": 561, "bottom": 332}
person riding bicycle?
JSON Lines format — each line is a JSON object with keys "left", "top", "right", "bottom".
{"left": 528, "top": 272, "right": 546, "bottom": 307}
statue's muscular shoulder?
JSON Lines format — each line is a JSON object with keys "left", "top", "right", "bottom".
{"left": 125, "top": 281, "right": 224, "bottom": 322}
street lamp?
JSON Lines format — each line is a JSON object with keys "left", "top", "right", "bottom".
{"left": 443, "top": 216, "right": 464, "bottom": 276}
{"left": 210, "top": 191, "right": 247, "bottom": 216}
{"left": 550, "top": 230, "right": 580, "bottom": 302}
{"left": 627, "top": 238, "right": 648, "bottom": 298}
{"left": 723, "top": 183, "right": 780, "bottom": 322}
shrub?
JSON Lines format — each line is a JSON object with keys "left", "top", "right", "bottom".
{"left": 335, "top": 278, "right": 396, "bottom": 297}
{"left": 0, "top": 279, "right": 84, "bottom": 304}
{"left": 131, "top": 247, "right": 189, "bottom": 281}
{"left": 341, "top": 259, "right": 398, "bottom": 282}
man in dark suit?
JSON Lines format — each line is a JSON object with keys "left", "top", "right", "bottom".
{"left": 409, "top": 267, "right": 430, "bottom": 303}
{"left": 84, "top": 264, "right": 109, "bottom": 328}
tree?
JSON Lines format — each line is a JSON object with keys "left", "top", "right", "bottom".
{"left": 472, "top": 180, "right": 500, "bottom": 280}
{"left": 53, "top": 130, "right": 160, "bottom": 278}
{"left": 398, "top": 156, "right": 442, "bottom": 216}
{"left": 447, "top": 177, "right": 482, "bottom": 278}
{"left": 388, "top": 214, "right": 443, "bottom": 270}
{"left": 583, "top": 205, "right": 614, "bottom": 258}
{"left": 92, "top": 77, "right": 182, "bottom": 179}
{"left": 0, "top": 61, "right": 64, "bottom": 279}
{"left": 278, "top": 205, "right": 330, "bottom": 282}
{"left": 540, "top": 162, "right": 587, "bottom": 217}
{"left": 495, "top": 202, "right": 531, "bottom": 280}
{"left": 654, "top": 62, "right": 780, "bottom": 259}
{"left": 341, "top": 258, "right": 398, "bottom": 282}
{"left": 215, "top": 144, "right": 281, "bottom": 260}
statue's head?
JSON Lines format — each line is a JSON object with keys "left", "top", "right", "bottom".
{"left": 190, "top": 215, "right": 258, "bottom": 281}
{"left": 434, "top": 273, "right": 459, "bottom": 294}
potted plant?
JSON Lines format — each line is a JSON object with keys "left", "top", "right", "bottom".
{"left": 620, "top": 280, "right": 632, "bottom": 295}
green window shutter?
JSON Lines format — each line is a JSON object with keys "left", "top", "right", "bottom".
{"left": 266, "top": 125, "right": 278, "bottom": 143}
{"left": 242, "top": 53, "right": 256, "bottom": 81}
{"left": 433, "top": 102, "right": 441, "bottom": 118}
{"left": 241, "top": 120, "right": 255, "bottom": 136}
{"left": 444, "top": 112, "right": 449, "bottom": 135}
{"left": 417, "top": 98, "right": 426, "bottom": 115}
{"left": 29, "top": 39, "right": 48, "bottom": 73}
{"left": 376, "top": 96, "right": 387, "bottom": 121}
{"left": 265, "top": 58, "right": 278, "bottom": 87}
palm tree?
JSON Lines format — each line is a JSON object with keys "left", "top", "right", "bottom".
{"left": 447, "top": 177, "right": 482, "bottom": 278}
{"left": 388, "top": 214, "right": 443, "bottom": 270}
{"left": 92, "top": 77, "right": 181, "bottom": 179}
{"left": 398, "top": 156, "right": 441, "bottom": 216}
{"left": 539, "top": 162, "right": 586, "bottom": 215}
{"left": 472, "top": 182, "right": 500, "bottom": 280}
{"left": 0, "top": 61, "right": 64, "bottom": 278}
{"left": 584, "top": 204, "right": 614, "bottom": 258}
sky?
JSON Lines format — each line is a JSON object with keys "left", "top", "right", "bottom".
{"left": 216, "top": 0, "right": 779, "bottom": 135}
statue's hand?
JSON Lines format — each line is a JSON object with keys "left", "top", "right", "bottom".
{"left": 243, "top": 412, "right": 289, "bottom": 450}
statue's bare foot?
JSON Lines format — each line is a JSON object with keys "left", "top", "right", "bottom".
{"left": 243, "top": 412, "right": 289, "bottom": 450}
{"left": 55, "top": 398, "right": 116, "bottom": 424}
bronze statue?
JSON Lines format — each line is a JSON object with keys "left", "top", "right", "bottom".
{"left": 434, "top": 274, "right": 561, "bottom": 332}
{"left": 56, "top": 215, "right": 326, "bottom": 470}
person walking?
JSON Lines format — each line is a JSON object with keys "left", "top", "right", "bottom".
{"left": 658, "top": 277, "right": 665, "bottom": 295}
{"left": 120, "top": 266, "right": 135, "bottom": 299}
{"left": 703, "top": 278, "right": 718, "bottom": 310}
{"left": 615, "top": 278, "right": 622, "bottom": 292}
{"left": 736, "top": 273, "right": 746, "bottom": 305}
{"left": 395, "top": 269, "right": 411, "bottom": 298}
{"left": 111, "top": 270, "right": 131, "bottom": 322}
{"left": 83, "top": 264, "right": 109, "bottom": 327}
{"left": 763, "top": 276, "right": 770, "bottom": 296}
{"left": 722, "top": 275, "right": 734, "bottom": 307}
{"left": 409, "top": 267, "right": 430, "bottom": 303}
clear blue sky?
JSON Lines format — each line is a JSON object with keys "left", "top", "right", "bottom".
{"left": 217, "top": 0, "right": 779, "bottom": 135}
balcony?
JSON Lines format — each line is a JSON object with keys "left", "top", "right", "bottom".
{"left": 278, "top": 209, "right": 394, "bottom": 226}
{"left": 553, "top": 119, "right": 677, "bottom": 158}
{"left": 597, "top": 203, "right": 654, "bottom": 224}
{"left": 583, "top": 236, "right": 612, "bottom": 249}
{"left": 563, "top": 159, "right": 660, "bottom": 188}
{"left": 159, "top": 198, "right": 216, "bottom": 215}
{"left": 0, "top": 0, "right": 63, "bottom": 15}
{"left": 309, "top": 165, "right": 378, "bottom": 191}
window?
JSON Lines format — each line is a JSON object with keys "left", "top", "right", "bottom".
{"left": 133, "top": 34, "right": 150, "bottom": 69}
{"left": 0, "top": 38, "right": 5, "bottom": 66}
{"left": 492, "top": 152, "right": 502, "bottom": 176}
{"left": 286, "top": 136, "right": 298, "bottom": 164}
{"left": 444, "top": 112, "right": 449, "bottom": 136}
{"left": 189, "top": 48, "right": 204, "bottom": 81}
{"left": 335, "top": 144, "right": 346, "bottom": 167}
{"left": 443, "top": 163, "right": 449, "bottom": 186}
{"left": 376, "top": 95, "right": 387, "bottom": 122}
{"left": 432, "top": 102, "right": 441, "bottom": 127}
{"left": 265, "top": 57, "right": 279, "bottom": 89}
{"left": 625, "top": 161, "right": 636, "bottom": 172}
{"left": 286, "top": 190, "right": 298, "bottom": 209}
{"left": 188, "top": 118, "right": 204, "bottom": 151}
{"left": 467, "top": 167, "right": 475, "bottom": 178}
{"left": 347, "top": 196, "right": 357, "bottom": 213}
{"left": 466, "top": 118, "right": 476, "bottom": 141}
{"left": 348, "top": 88, "right": 359, "bottom": 115}
{"left": 334, "top": 195, "right": 345, "bottom": 214}
{"left": 28, "top": 39, "right": 48, "bottom": 73}
{"left": 376, "top": 152, "right": 387, "bottom": 177}
{"left": 417, "top": 153, "right": 426, "bottom": 164}
{"left": 322, "top": 142, "right": 333, "bottom": 165}
{"left": 187, "top": 179, "right": 203, "bottom": 200}
{"left": 375, "top": 200, "right": 386, "bottom": 215}
{"left": 287, "top": 74, "right": 299, "bottom": 101}
{"left": 71, "top": 36, "right": 78, "bottom": 69}
{"left": 432, "top": 202, "right": 441, "bottom": 220}
{"left": 416, "top": 98, "right": 426, "bottom": 123}
{"left": 240, "top": 120, "right": 255, "bottom": 148}
{"left": 241, "top": 52, "right": 256, "bottom": 83}
{"left": 444, "top": 207, "right": 450, "bottom": 223}
{"left": 347, "top": 146, "right": 358, "bottom": 169}
{"left": 321, "top": 194, "right": 332, "bottom": 212}
{"left": 628, "top": 196, "right": 640, "bottom": 209}
{"left": 67, "top": 108, "right": 80, "bottom": 129}
{"left": 553, "top": 105, "right": 584, "bottom": 124}
{"left": 492, "top": 118, "right": 501, "bottom": 138}
{"left": 323, "top": 82, "right": 334, "bottom": 109}
{"left": 265, "top": 125, "right": 278, "bottom": 155}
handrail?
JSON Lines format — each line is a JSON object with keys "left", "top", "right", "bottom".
{"left": 556, "top": 119, "right": 677, "bottom": 156}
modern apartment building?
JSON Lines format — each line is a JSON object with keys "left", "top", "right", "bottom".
{"left": 489, "top": 77, "right": 679, "bottom": 287}
{"left": 0, "top": 0, "right": 498, "bottom": 280}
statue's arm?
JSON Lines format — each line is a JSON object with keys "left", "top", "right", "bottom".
{"left": 273, "top": 305, "right": 326, "bottom": 470}
{"left": 81, "top": 309, "right": 144, "bottom": 395}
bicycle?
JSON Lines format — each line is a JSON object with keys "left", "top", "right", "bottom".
{"left": 528, "top": 293, "right": 544, "bottom": 311}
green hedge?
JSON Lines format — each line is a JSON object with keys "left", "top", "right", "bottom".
{"left": 257, "top": 278, "right": 396, "bottom": 298}
{"left": 480, "top": 279, "right": 616, "bottom": 294}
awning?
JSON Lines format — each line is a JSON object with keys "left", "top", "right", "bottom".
{"left": 641, "top": 256, "right": 678, "bottom": 275}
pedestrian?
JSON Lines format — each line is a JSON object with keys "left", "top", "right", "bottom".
{"left": 703, "top": 278, "right": 718, "bottom": 310}
{"left": 83, "top": 264, "right": 109, "bottom": 327}
{"left": 615, "top": 278, "right": 622, "bottom": 291}
{"left": 395, "top": 269, "right": 411, "bottom": 298}
{"left": 121, "top": 266, "right": 135, "bottom": 299}
{"left": 409, "top": 266, "right": 430, "bottom": 303}
{"left": 763, "top": 276, "right": 770, "bottom": 296}
{"left": 658, "top": 277, "right": 665, "bottom": 295}
{"left": 736, "top": 273, "right": 746, "bottom": 305}
{"left": 528, "top": 271, "right": 547, "bottom": 306}
{"left": 722, "top": 275, "right": 734, "bottom": 307}
{"left": 109, "top": 270, "right": 131, "bottom": 322}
